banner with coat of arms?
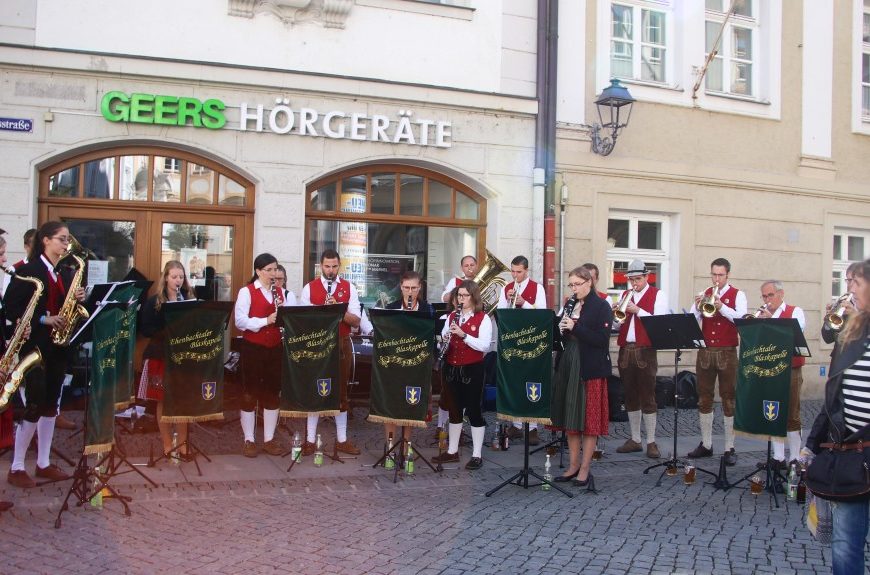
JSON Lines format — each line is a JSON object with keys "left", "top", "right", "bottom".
{"left": 279, "top": 304, "right": 345, "bottom": 418}
{"left": 734, "top": 320, "right": 793, "bottom": 439}
{"left": 495, "top": 309, "right": 554, "bottom": 425}
{"left": 109, "top": 284, "right": 142, "bottom": 410}
{"left": 162, "top": 301, "right": 231, "bottom": 423}
{"left": 367, "top": 309, "right": 435, "bottom": 427}
{"left": 85, "top": 303, "right": 127, "bottom": 454}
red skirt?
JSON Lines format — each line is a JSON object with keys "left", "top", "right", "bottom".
{"left": 581, "top": 377, "right": 609, "bottom": 436}
{"left": 137, "top": 358, "right": 165, "bottom": 402}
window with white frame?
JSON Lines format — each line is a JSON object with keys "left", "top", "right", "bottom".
{"left": 832, "top": 228, "right": 870, "bottom": 297}
{"left": 606, "top": 212, "right": 671, "bottom": 300}
{"left": 862, "top": 0, "right": 870, "bottom": 118}
{"left": 705, "top": 0, "right": 758, "bottom": 97}
{"left": 610, "top": 1, "right": 670, "bottom": 84}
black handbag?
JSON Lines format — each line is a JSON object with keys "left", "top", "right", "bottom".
{"left": 806, "top": 423, "right": 870, "bottom": 502}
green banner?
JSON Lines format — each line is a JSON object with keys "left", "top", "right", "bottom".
{"left": 496, "top": 309, "right": 554, "bottom": 424}
{"left": 110, "top": 284, "right": 142, "bottom": 409}
{"left": 162, "top": 302, "right": 230, "bottom": 423}
{"left": 279, "top": 305, "right": 344, "bottom": 417}
{"left": 368, "top": 309, "right": 435, "bottom": 427}
{"left": 86, "top": 304, "right": 127, "bottom": 454}
{"left": 735, "top": 320, "right": 794, "bottom": 439}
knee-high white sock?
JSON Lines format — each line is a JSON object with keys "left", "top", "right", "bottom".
{"left": 772, "top": 438, "right": 786, "bottom": 462}
{"left": 306, "top": 414, "right": 319, "bottom": 443}
{"left": 471, "top": 426, "right": 486, "bottom": 458}
{"left": 240, "top": 410, "right": 256, "bottom": 443}
{"left": 263, "top": 409, "right": 279, "bottom": 442}
{"left": 643, "top": 412, "right": 657, "bottom": 445}
{"left": 36, "top": 416, "right": 56, "bottom": 469}
{"left": 724, "top": 416, "right": 735, "bottom": 451}
{"left": 528, "top": 422, "right": 538, "bottom": 431}
{"left": 788, "top": 431, "right": 802, "bottom": 462}
{"left": 335, "top": 411, "right": 348, "bottom": 443}
{"left": 437, "top": 408, "right": 449, "bottom": 429}
{"left": 628, "top": 410, "right": 642, "bottom": 443}
{"left": 447, "top": 422, "right": 463, "bottom": 454}
{"left": 700, "top": 412, "right": 714, "bottom": 450}
{"left": 12, "top": 420, "right": 37, "bottom": 472}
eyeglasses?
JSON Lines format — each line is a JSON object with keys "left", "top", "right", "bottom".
{"left": 52, "top": 236, "right": 71, "bottom": 244}
{"left": 567, "top": 280, "right": 588, "bottom": 288}
{"left": 457, "top": 293, "right": 471, "bottom": 298}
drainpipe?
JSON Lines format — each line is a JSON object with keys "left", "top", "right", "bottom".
{"left": 535, "top": 0, "right": 558, "bottom": 308}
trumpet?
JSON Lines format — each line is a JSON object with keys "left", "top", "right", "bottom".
{"left": 510, "top": 282, "right": 520, "bottom": 308}
{"left": 700, "top": 284, "right": 718, "bottom": 318}
{"left": 825, "top": 294, "right": 852, "bottom": 331}
{"left": 743, "top": 303, "right": 768, "bottom": 319}
{"left": 613, "top": 291, "right": 631, "bottom": 322}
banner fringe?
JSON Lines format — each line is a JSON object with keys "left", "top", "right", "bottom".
{"left": 83, "top": 442, "right": 114, "bottom": 455}
{"left": 366, "top": 414, "right": 427, "bottom": 428}
{"left": 280, "top": 409, "right": 340, "bottom": 419}
{"left": 735, "top": 430, "right": 786, "bottom": 442}
{"left": 495, "top": 412, "right": 552, "bottom": 426}
{"left": 161, "top": 413, "right": 224, "bottom": 424}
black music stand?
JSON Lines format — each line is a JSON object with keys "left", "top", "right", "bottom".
{"left": 639, "top": 313, "right": 713, "bottom": 486}
{"left": 720, "top": 318, "right": 810, "bottom": 507}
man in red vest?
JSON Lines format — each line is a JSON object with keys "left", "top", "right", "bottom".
{"left": 498, "top": 255, "right": 547, "bottom": 445}
{"left": 614, "top": 260, "right": 667, "bottom": 459}
{"left": 755, "top": 280, "right": 805, "bottom": 466}
{"left": 688, "top": 258, "right": 747, "bottom": 465}
{"left": 299, "top": 249, "right": 362, "bottom": 456}
{"left": 440, "top": 255, "right": 478, "bottom": 303}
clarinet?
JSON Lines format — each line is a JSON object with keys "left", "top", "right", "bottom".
{"left": 405, "top": 294, "right": 413, "bottom": 311}
{"left": 326, "top": 278, "right": 334, "bottom": 303}
{"left": 270, "top": 279, "right": 285, "bottom": 335}
{"left": 437, "top": 309, "right": 459, "bottom": 365}
{"left": 560, "top": 295, "right": 579, "bottom": 334}
{"left": 177, "top": 289, "right": 183, "bottom": 302}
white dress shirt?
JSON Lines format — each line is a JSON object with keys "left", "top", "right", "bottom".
{"left": 690, "top": 283, "right": 748, "bottom": 324}
{"left": 624, "top": 284, "right": 669, "bottom": 343}
{"left": 300, "top": 275, "right": 361, "bottom": 319}
{"left": 234, "top": 279, "right": 295, "bottom": 332}
{"left": 496, "top": 277, "right": 548, "bottom": 310}
{"left": 440, "top": 309, "right": 492, "bottom": 353}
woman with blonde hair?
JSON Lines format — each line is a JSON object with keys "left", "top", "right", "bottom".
{"left": 139, "top": 260, "right": 196, "bottom": 460}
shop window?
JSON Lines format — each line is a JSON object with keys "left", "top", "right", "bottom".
{"left": 861, "top": 1, "right": 870, "bottom": 120}
{"left": 306, "top": 166, "right": 485, "bottom": 307}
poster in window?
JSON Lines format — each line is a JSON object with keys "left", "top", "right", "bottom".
{"left": 181, "top": 248, "right": 208, "bottom": 286}
{"left": 365, "top": 254, "right": 417, "bottom": 308}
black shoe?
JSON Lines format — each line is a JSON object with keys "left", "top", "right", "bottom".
{"left": 573, "top": 472, "right": 593, "bottom": 487}
{"left": 432, "top": 451, "right": 459, "bottom": 464}
{"left": 724, "top": 448, "right": 737, "bottom": 466}
{"left": 687, "top": 442, "right": 713, "bottom": 459}
{"left": 465, "top": 457, "right": 483, "bottom": 470}
{"left": 553, "top": 469, "right": 580, "bottom": 483}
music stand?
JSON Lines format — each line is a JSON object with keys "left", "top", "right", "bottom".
{"left": 721, "top": 317, "right": 810, "bottom": 507}
{"left": 639, "top": 313, "right": 713, "bottom": 486}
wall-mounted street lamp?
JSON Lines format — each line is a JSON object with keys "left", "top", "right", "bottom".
{"left": 589, "top": 79, "right": 635, "bottom": 156}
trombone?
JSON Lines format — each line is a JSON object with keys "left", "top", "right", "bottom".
{"left": 825, "top": 294, "right": 852, "bottom": 332}
{"left": 700, "top": 284, "right": 718, "bottom": 318}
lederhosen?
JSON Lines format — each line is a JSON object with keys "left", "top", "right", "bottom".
{"left": 696, "top": 285, "right": 740, "bottom": 416}
{"left": 616, "top": 286, "right": 659, "bottom": 414}
{"left": 308, "top": 278, "right": 353, "bottom": 412}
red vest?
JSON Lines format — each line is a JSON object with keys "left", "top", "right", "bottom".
{"left": 505, "top": 279, "right": 538, "bottom": 308}
{"left": 446, "top": 311, "right": 486, "bottom": 366}
{"left": 617, "top": 286, "right": 658, "bottom": 347}
{"left": 241, "top": 284, "right": 282, "bottom": 348}
{"left": 308, "top": 277, "right": 352, "bottom": 337}
{"left": 701, "top": 285, "right": 740, "bottom": 347}
{"left": 780, "top": 304, "right": 806, "bottom": 368}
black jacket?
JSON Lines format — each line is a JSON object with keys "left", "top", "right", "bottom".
{"left": 565, "top": 291, "right": 613, "bottom": 381}
{"left": 806, "top": 322, "right": 870, "bottom": 452}
{"left": 2, "top": 257, "right": 75, "bottom": 355}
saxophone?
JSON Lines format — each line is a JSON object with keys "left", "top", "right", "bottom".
{"left": 0, "top": 267, "right": 45, "bottom": 412}
{"left": 51, "top": 234, "right": 90, "bottom": 346}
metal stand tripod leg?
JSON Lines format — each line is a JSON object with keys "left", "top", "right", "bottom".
{"left": 486, "top": 423, "right": 573, "bottom": 498}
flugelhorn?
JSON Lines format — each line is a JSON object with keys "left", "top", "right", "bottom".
{"left": 613, "top": 291, "right": 631, "bottom": 322}
{"left": 743, "top": 303, "right": 768, "bottom": 319}
{"left": 700, "top": 284, "right": 718, "bottom": 318}
{"left": 825, "top": 294, "right": 852, "bottom": 331}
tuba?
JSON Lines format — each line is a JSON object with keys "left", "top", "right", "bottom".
{"left": 472, "top": 250, "right": 510, "bottom": 315}
{"left": 0, "top": 267, "right": 45, "bottom": 412}
{"left": 700, "top": 284, "right": 718, "bottom": 318}
{"left": 51, "top": 233, "right": 90, "bottom": 346}
{"left": 825, "top": 294, "right": 852, "bottom": 332}
{"left": 613, "top": 291, "right": 631, "bottom": 322}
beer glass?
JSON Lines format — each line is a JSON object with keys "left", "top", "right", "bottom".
{"left": 591, "top": 437, "right": 604, "bottom": 460}
{"left": 750, "top": 474, "right": 764, "bottom": 495}
{"left": 683, "top": 465, "right": 696, "bottom": 485}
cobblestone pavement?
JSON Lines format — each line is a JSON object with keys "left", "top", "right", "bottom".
{"left": 0, "top": 400, "right": 842, "bottom": 574}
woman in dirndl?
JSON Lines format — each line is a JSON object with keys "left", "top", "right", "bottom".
{"left": 139, "top": 260, "right": 195, "bottom": 460}
{"left": 550, "top": 265, "right": 613, "bottom": 488}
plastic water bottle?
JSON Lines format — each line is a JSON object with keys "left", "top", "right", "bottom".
{"left": 384, "top": 433, "right": 395, "bottom": 470}
{"left": 787, "top": 463, "right": 799, "bottom": 501}
{"left": 314, "top": 433, "right": 324, "bottom": 467}
{"left": 291, "top": 431, "right": 302, "bottom": 463}
{"left": 90, "top": 466, "right": 103, "bottom": 508}
{"left": 490, "top": 424, "right": 500, "bottom": 451}
{"left": 171, "top": 431, "right": 179, "bottom": 465}
{"left": 405, "top": 443, "right": 415, "bottom": 475}
{"left": 542, "top": 454, "right": 552, "bottom": 491}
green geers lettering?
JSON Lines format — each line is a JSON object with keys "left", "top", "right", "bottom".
{"left": 101, "top": 91, "right": 226, "bottom": 129}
